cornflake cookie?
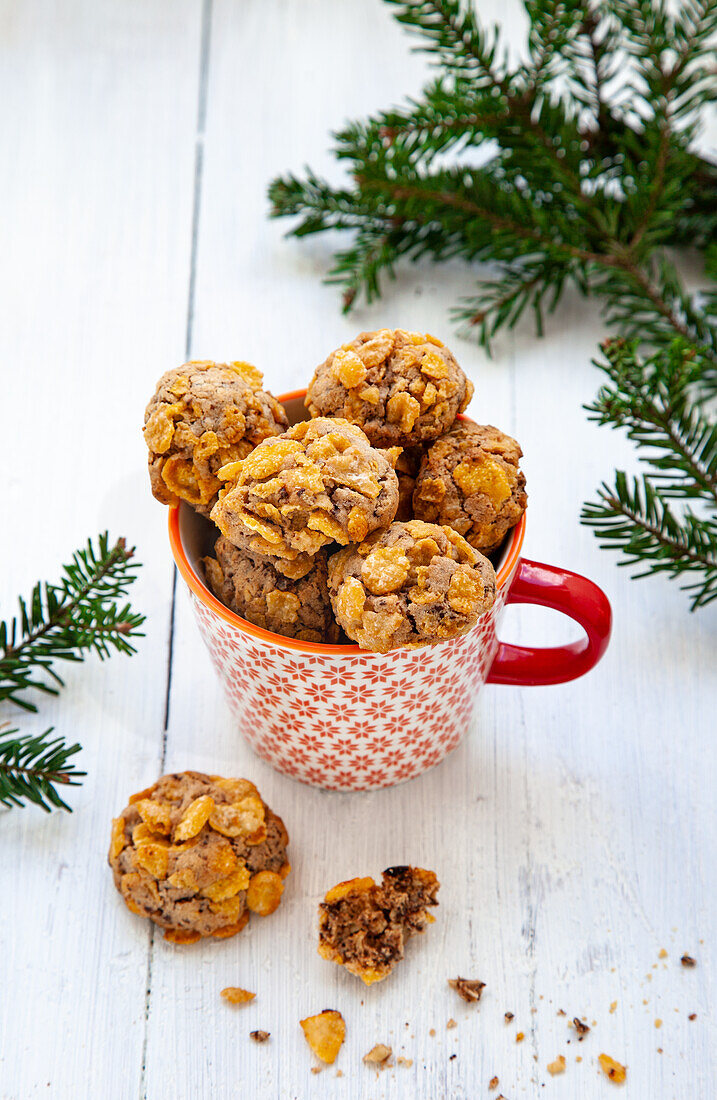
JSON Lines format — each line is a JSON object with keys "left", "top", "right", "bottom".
{"left": 109, "top": 771, "right": 290, "bottom": 943}
{"left": 305, "top": 329, "right": 474, "bottom": 447}
{"left": 203, "top": 536, "right": 340, "bottom": 644}
{"left": 328, "top": 520, "right": 497, "bottom": 653}
{"left": 143, "top": 360, "right": 287, "bottom": 515}
{"left": 211, "top": 418, "right": 399, "bottom": 558}
{"left": 413, "top": 422, "right": 527, "bottom": 554}
{"left": 318, "top": 866, "right": 440, "bottom": 985}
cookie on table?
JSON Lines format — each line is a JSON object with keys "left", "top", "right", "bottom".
{"left": 143, "top": 360, "right": 288, "bottom": 516}
{"left": 413, "top": 422, "right": 527, "bottom": 554}
{"left": 305, "top": 329, "right": 474, "bottom": 447}
{"left": 211, "top": 418, "right": 399, "bottom": 558}
{"left": 109, "top": 771, "right": 290, "bottom": 943}
{"left": 318, "top": 866, "right": 440, "bottom": 985}
{"left": 327, "top": 520, "right": 496, "bottom": 653}
{"left": 203, "top": 535, "right": 341, "bottom": 644}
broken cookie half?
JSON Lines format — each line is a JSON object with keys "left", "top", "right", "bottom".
{"left": 318, "top": 866, "right": 439, "bottom": 985}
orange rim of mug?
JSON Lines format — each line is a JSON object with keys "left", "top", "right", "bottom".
{"left": 167, "top": 390, "right": 526, "bottom": 655}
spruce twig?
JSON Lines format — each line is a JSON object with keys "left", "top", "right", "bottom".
{"left": 0, "top": 726, "right": 85, "bottom": 812}
{"left": 0, "top": 533, "right": 145, "bottom": 712}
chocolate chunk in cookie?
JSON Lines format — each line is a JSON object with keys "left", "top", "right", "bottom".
{"left": 109, "top": 772, "right": 290, "bottom": 943}
{"left": 305, "top": 329, "right": 473, "bottom": 447}
{"left": 203, "top": 535, "right": 341, "bottom": 644}
{"left": 328, "top": 520, "right": 496, "bottom": 653}
{"left": 143, "top": 360, "right": 287, "bottom": 515}
{"left": 318, "top": 866, "right": 440, "bottom": 985}
{"left": 413, "top": 422, "right": 527, "bottom": 554}
{"left": 211, "top": 418, "right": 399, "bottom": 558}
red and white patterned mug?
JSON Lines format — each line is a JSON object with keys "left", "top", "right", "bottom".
{"left": 168, "top": 392, "right": 611, "bottom": 791}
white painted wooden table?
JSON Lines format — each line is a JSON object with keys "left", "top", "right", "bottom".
{"left": 1, "top": 2, "right": 714, "bottom": 1097}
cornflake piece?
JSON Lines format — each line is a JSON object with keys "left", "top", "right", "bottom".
{"left": 300, "top": 1010, "right": 346, "bottom": 1065}
{"left": 516, "top": 1032, "right": 525, "bottom": 1043}
{"left": 446, "top": 1018, "right": 457, "bottom": 1030}
{"left": 250, "top": 1030, "right": 270, "bottom": 1043}
{"left": 609, "top": 1002, "right": 618, "bottom": 1014}
{"left": 658, "top": 948, "right": 668, "bottom": 958}
{"left": 220, "top": 987, "right": 255, "bottom": 1005}
{"left": 246, "top": 870, "right": 284, "bottom": 916}
{"left": 448, "top": 977, "right": 486, "bottom": 1004}
{"left": 547, "top": 1055, "right": 566, "bottom": 1076}
{"left": 363, "top": 1044, "right": 393, "bottom": 1066}
{"left": 599, "top": 1054, "right": 627, "bottom": 1083}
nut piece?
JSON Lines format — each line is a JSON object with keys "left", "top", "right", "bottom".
{"left": 211, "top": 417, "right": 399, "bottom": 559}
{"left": 250, "top": 1030, "right": 270, "bottom": 1043}
{"left": 306, "top": 329, "right": 473, "bottom": 447}
{"left": 300, "top": 1010, "right": 346, "bottom": 1065}
{"left": 220, "top": 987, "right": 255, "bottom": 1005}
{"left": 413, "top": 421, "right": 527, "bottom": 554}
{"left": 598, "top": 1054, "right": 627, "bottom": 1083}
{"left": 108, "top": 771, "right": 290, "bottom": 942}
{"left": 329, "top": 521, "right": 496, "bottom": 653}
{"left": 363, "top": 1044, "right": 393, "bottom": 1066}
{"left": 318, "top": 866, "right": 440, "bottom": 984}
{"left": 143, "top": 360, "right": 287, "bottom": 515}
{"left": 448, "top": 977, "right": 486, "bottom": 1004}
{"left": 203, "top": 536, "right": 340, "bottom": 644}
{"left": 547, "top": 1055, "right": 566, "bottom": 1075}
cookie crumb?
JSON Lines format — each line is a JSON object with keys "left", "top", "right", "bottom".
{"left": 688, "top": 1013, "right": 697, "bottom": 1021}
{"left": 311, "top": 1066, "right": 322, "bottom": 1075}
{"left": 658, "top": 948, "right": 668, "bottom": 958}
{"left": 576, "top": 1055, "right": 582, "bottom": 1063}
{"left": 547, "top": 1055, "right": 566, "bottom": 1076}
{"left": 572, "top": 1017, "right": 590, "bottom": 1040}
{"left": 220, "top": 987, "right": 255, "bottom": 1005}
{"left": 504, "top": 1012, "right": 514, "bottom": 1023}
{"left": 397, "top": 1057, "right": 413, "bottom": 1068}
{"left": 447, "top": 1018, "right": 457, "bottom": 1030}
{"left": 609, "top": 1001, "right": 617, "bottom": 1014}
{"left": 654, "top": 1019, "right": 662, "bottom": 1029}
{"left": 250, "top": 1030, "right": 270, "bottom": 1043}
{"left": 429, "top": 1028, "right": 436, "bottom": 1037}
{"left": 449, "top": 1053, "right": 457, "bottom": 1061}
{"left": 363, "top": 1044, "right": 392, "bottom": 1066}
{"left": 516, "top": 1032, "right": 525, "bottom": 1043}
{"left": 598, "top": 1054, "right": 626, "bottom": 1083}
{"left": 557, "top": 1008, "right": 566, "bottom": 1016}
{"left": 489, "top": 1076, "right": 499, "bottom": 1089}
{"left": 448, "top": 977, "right": 486, "bottom": 1004}
{"left": 681, "top": 954, "right": 697, "bottom": 968}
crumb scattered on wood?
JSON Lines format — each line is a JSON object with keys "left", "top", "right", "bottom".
{"left": 598, "top": 1053, "right": 627, "bottom": 1083}
{"left": 654, "top": 1018, "right": 662, "bottom": 1028}
{"left": 572, "top": 1017, "right": 590, "bottom": 1040}
{"left": 504, "top": 1012, "right": 514, "bottom": 1023}
{"left": 449, "top": 1053, "right": 457, "bottom": 1061}
{"left": 688, "top": 1013, "right": 697, "bottom": 1021}
{"left": 448, "top": 977, "right": 485, "bottom": 1004}
{"left": 658, "top": 948, "right": 668, "bottom": 959}
{"left": 250, "top": 1030, "right": 270, "bottom": 1043}
{"left": 557, "top": 1008, "right": 566, "bottom": 1016}
{"left": 576, "top": 1055, "right": 582, "bottom": 1063}
{"left": 516, "top": 1031, "right": 525, "bottom": 1043}
{"left": 489, "top": 1076, "right": 499, "bottom": 1089}
{"left": 363, "top": 1044, "right": 392, "bottom": 1066}
{"left": 609, "top": 1001, "right": 617, "bottom": 1014}
{"left": 429, "top": 1028, "right": 436, "bottom": 1037}
{"left": 397, "top": 1057, "right": 413, "bottom": 1068}
{"left": 311, "top": 1066, "right": 322, "bottom": 1075}
{"left": 336, "top": 1070, "right": 343, "bottom": 1078}
{"left": 447, "top": 1018, "right": 457, "bottom": 1030}
{"left": 547, "top": 1055, "right": 566, "bottom": 1076}
{"left": 681, "top": 954, "right": 697, "bottom": 968}
{"left": 220, "top": 987, "right": 255, "bottom": 1005}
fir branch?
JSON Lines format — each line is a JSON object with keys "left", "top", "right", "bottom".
{"left": 0, "top": 533, "right": 145, "bottom": 712}
{"left": 0, "top": 726, "right": 85, "bottom": 812}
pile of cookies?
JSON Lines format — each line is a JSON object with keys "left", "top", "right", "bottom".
{"left": 143, "top": 329, "right": 527, "bottom": 653}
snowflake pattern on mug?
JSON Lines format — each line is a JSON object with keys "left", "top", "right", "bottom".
{"left": 189, "top": 581, "right": 510, "bottom": 791}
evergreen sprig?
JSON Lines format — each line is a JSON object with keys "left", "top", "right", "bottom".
{"left": 582, "top": 339, "right": 717, "bottom": 607}
{"left": 0, "top": 726, "right": 85, "bottom": 812}
{"left": 0, "top": 533, "right": 145, "bottom": 712}
{"left": 268, "top": 0, "right": 717, "bottom": 607}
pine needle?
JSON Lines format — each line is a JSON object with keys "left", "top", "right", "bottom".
{"left": 0, "top": 727, "right": 85, "bottom": 812}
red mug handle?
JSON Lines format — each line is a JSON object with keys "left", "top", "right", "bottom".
{"left": 487, "top": 558, "right": 612, "bottom": 686}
